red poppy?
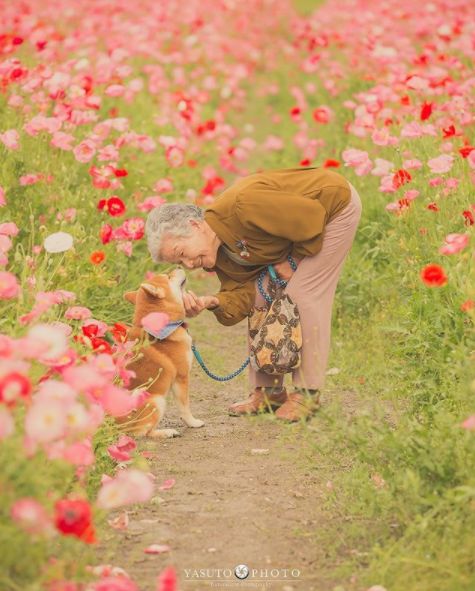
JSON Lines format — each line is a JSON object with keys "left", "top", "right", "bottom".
{"left": 110, "top": 322, "right": 128, "bottom": 343}
{"left": 392, "top": 169, "right": 412, "bottom": 189}
{"left": 300, "top": 158, "right": 311, "bottom": 166}
{"left": 461, "top": 300, "right": 474, "bottom": 312}
{"left": 106, "top": 196, "right": 126, "bottom": 217}
{"left": 90, "top": 337, "right": 112, "bottom": 354}
{"left": 462, "top": 209, "right": 474, "bottom": 226}
{"left": 312, "top": 107, "right": 330, "bottom": 123}
{"left": 427, "top": 202, "right": 439, "bottom": 212}
{"left": 54, "top": 498, "right": 96, "bottom": 544}
{"left": 113, "top": 168, "right": 128, "bottom": 177}
{"left": 459, "top": 146, "right": 474, "bottom": 158}
{"left": 323, "top": 159, "right": 340, "bottom": 168}
{"left": 420, "top": 264, "right": 448, "bottom": 287}
{"left": 400, "top": 95, "right": 410, "bottom": 106}
{"left": 90, "top": 251, "right": 105, "bottom": 265}
{"left": 420, "top": 102, "right": 433, "bottom": 120}
{"left": 82, "top": 324, "right": 98, "bottom": 338}
{"left": 99, "top": 223, "right": 113, "bottom": 245}
{"left": 442, "top": 124, "right": 456, "bottom": 138}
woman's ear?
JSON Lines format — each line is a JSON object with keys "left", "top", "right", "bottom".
{"left": 124, "top": 291, "right": 137, "bottom": 304}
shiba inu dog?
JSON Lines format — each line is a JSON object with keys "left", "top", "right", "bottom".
{"left": 115, "top": 267, "right": 204, "bottom": 438}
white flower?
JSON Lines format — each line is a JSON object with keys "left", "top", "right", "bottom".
{"left": 43, "top": 231, "right": 73, "bottom": 253}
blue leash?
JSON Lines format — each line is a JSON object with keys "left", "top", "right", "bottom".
{"left": 191, "top": 254, "right": 298, "bottom": 381}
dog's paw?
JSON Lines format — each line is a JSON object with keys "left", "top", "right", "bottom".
{"left": 148, "top": 428, "right": 181, "bottom": 439}
{"left": 182, "top": 417, "right": 205, "bottom": 428}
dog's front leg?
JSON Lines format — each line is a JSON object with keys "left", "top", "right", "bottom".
{"left": 172, "top": 375, "right": 205, "bottom": 428}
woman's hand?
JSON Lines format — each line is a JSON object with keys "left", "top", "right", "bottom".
{"left": 182, "top": 291, "right": 219, "bottom": 318}
{"left": 182, "top": 290, "right": 206, "bottom": 318}
{"left": 273, "top": 256, "right": 302, "bottom": 281}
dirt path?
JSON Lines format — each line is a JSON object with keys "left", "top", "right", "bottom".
{"left": 97, "top": 273, "right": 354, "bottom": 591}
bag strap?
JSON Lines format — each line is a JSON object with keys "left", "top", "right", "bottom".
{"left": 258, "top": 254, "right": 298, "bottom": 304}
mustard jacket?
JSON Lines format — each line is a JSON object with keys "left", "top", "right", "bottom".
{"left": 203, "top": 166, "right": 352, "bottom": 326}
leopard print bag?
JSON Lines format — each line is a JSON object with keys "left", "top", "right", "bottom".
{"left": 248, "top": 268, "right": 302, "bottom": 375}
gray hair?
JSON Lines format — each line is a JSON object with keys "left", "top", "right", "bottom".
{"left": 145, "top": 203, "right": 204, "bottom": 263}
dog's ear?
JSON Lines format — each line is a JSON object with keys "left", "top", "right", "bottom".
{"left": 140, "top": 283, "right": 166, "bottom": 298}
{"left": 124, "top": 291, "right": 137, "bottom": 304}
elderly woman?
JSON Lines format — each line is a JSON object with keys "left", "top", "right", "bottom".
{"left": 145, "top": 166, "right": 362, "bottom": 422}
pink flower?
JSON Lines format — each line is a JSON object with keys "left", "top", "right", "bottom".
{"left": 427, "top": 154, "right": 454, "bottom": 174}
{"left": 11, "top": 498, "right": 53, "bottom": 535}
{"left": 105, "top": 84, "right": 125, "bottom": 97}
{"left": 100, "top": 384, "right": 138, "bottom": 417}
{"left": 439, "top": 233, "right": 470, "bottom": 255}
{"left": 0, "top": 186, "right": 5, "bottom": 206}
{"left": 156, "top": 566, "right": 177, "bottom": 591}
{"left": 20, "top": 173, "right": 42, "bottom": 186}
{"left": 165, "top": 146, "right": 184, "bottom": 167}
{"left": 93, "top": 577, "right": 139, "bottom": 591}
{"left": 108, "top": 434, "right": 137, "bottom": 462}
{"left": 96, "top": 468, "right": 155, "bottom": 509}
{"left": 0, "top": 129, "right": 20, "bottom": 150}
{"left": 0, "top": 271, "right": 20, "bottom": 299}
{"left": 371, "top": 158, "right": 393, "bottom": 177}
{"left": 158, "top": 478, "right": 176, "bottom": 491}
{"left": 403, "top": 159, "right": 423, "bottom": 170}
{"left": 73, "top": 139, "right": 96, "bottom": 163}
{"left": 65, "top": 306, "right": 93, "bottom": 320}
{"left": 51, "top": 131, "right": 75, "bottom": 151}
{"left": 342, "top": 148, "right": 372, "bottom": 176}
{"left": 153, "top": 178, "right": 173, "bottom": 193}
{"left": 0, "top": 222, "right": 19, "bottom": 236}
{"left": 62, "top": 439, "right": 95, "bottom": 465}
{"left": 461, "top": 415, "right": 475, "bottom": 431}
{"left": 136, "top": 195, "right": 167, "bottom": 212}
{"left": 25, "top": 398, "right": 67, "bottom": 443}
{"left": 141, "top": 312, "right": 169, "bottom": 334}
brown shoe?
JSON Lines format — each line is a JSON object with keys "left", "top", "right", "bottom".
{"left": 228, "top": 387, "right": 288, "bottom": 416}
{"left": 274, "top": 390, "right": 321, "bottom": 423}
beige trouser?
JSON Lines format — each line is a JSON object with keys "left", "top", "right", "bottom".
{"left": 247, "top": 182, "right": 363, "bottom": 391}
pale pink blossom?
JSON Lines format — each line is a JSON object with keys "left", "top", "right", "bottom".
{"left": 65, "top": 306, "right": 93, "bottom": 320}
{"left": 73, "top": 139, "right": 96, "bottom": 163}
{"left": 26, "top": 323, "right": 69, "bottom": 362}
{"left": 153, "top": 178, "right": 173, "bottom": 194}
{"left": 0, "top": 271, "right": 20, "bottom": 299}
{"left": 25, "top": 397, "right": 67, "bottom": 443}
{"left": 165, "top": 145, "right": 184, "bottom": 167}
{"left": 461, "top": 415, "right": 475, "bottom": 431}
{"left": 427, "top": 154, "right": 454, "bottom": 174}
{"left": 96, "top": 468, "right": 155, "bottom": 509}
{"left": 10, "top": 498, "right": 53, "bottom": 535}
{"left": 439, "top": 233, "right": 470, "bottom": 255}
{"left": 51, "top": 131, "right": 75, "bottom": 151}
{"left": 0, "top": 129, "right": 20, "bottom": 150}
{"left": 0, "top": 186, "right": 5, "bottom": 207}
{"left": 342, "top": 148, "right": 372, "bottom": 176}
{"left": 371, "top": 158, "right": 393, "bottom": 177}
{"left": 0, "top": 222, "right": 19, "bottom": 236}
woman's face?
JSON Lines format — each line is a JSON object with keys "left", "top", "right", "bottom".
{"left": 159, "top": 220, "right": 219, "bottom": 270}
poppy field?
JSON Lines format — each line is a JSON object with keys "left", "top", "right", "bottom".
{"left": 0, "top": 0, "right": 474, "bottom": 590}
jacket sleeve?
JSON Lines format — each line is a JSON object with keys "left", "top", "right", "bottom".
{"left": 234, "top": 183, "right": 330, "bottom": 259}
{"left": 208, "top": 267, "right": 257, "bottom": 327}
